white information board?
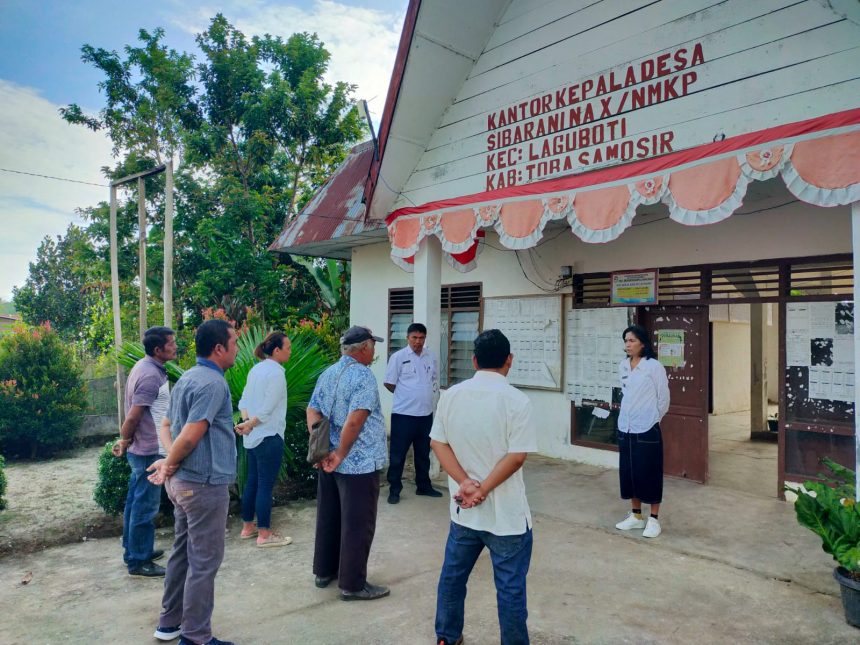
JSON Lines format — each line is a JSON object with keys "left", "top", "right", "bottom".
{"left": 483, "top": 295, "right": 563, "bottom": 390}
{"left": 786, "top": 301, "right": 854, "bottom": 403}
{"left": 565, "top": 307, "right": 632, "bottom": 405}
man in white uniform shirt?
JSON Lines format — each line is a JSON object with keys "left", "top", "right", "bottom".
{"left": 430, "top": 329, "right": 537, "bottom": 645}
{"left": 384, "top": 322, "right": 442, "bottom": 504}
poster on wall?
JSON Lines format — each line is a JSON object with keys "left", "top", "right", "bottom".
{"left": 565, "top": 307, "right": 632, "bottom": 406}
{"left": 483, "top": 295, "right": 563, "bottom": 390}
{"left": 785, "top": 301, "right": 854, "bottom": 403}
{"left": 610, "top": 270, "right": 658, "bottom": 306}
{"left": 657, "top": 329, "right": 685, "bottom": 368}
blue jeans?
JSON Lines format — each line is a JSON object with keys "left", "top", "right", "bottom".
{"left": 122, "top": 452, "right": 162, "bottom": 569}
{"left": 436, "top": 521, "right": 533, "bottom": 645}
{"left": 241, "top": 434, "right": 285, "bottom": 529}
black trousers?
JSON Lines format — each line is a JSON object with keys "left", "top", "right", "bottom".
{"left": 386, "top": 412, "right": 433, "bottom": 495}
{"left": 618, "top": 423, "right": 664, "bottom": 505}
{"left": 313, "top": 470, "right": 380, "bottom": 592}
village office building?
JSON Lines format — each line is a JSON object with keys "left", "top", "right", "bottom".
{"left": 271, "top": 0, "right": 860, "bottom": 497}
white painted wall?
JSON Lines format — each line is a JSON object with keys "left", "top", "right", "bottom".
{"left": 351, "top": 200, "right": 851, "bottom": 466}
{"left": 711, "top": 321, "right": 751, "bottom": 414}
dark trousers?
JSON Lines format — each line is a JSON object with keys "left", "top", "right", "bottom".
{"left": 618, "top": 423, "right": 664, "bottom": 504}
{"left": 386, "top": 412, "right": 433, "bottom": 495}
{"left": 122, "top": 452, "right": 161, "bottom": 569}
{"left": 241, "top": 434, "right": 285, "bottom": 529}
{"left": 159, "top": 477, "right": 229, "bottom": 645}
{"left": 436, "top": 522, "right": 533, "bottom": 645}
{"left": 313, "top": 470, "right": 380, "bottom": 592}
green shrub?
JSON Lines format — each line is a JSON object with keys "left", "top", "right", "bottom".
{"left": 0, "top": 324, "right": 89, "bottom": 458}
{"left": 0, "top": 454, "right": 7, "bottom": 511}
{"left": 93, "top": 441, "right": 130, "bottom": 515}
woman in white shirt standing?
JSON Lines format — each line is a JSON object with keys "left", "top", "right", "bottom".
{"left": 235, "top": 331, "right": 293, "bottom": 548}
{"left": 614, "top": 324, "right": 670, "bottom": 538}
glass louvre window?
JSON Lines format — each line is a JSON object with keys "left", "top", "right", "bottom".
{"left": 387, "top": 283, "right": 482, "bottom": 386}
{"left": 439, "top": 312, "right": 450, "bottom": 388}
{"left": 389, "top": 314, "right": 412, "bottom": 356}
{"left": 388, "top": 288, "right": 414, "bottom": 359}
{"left": 449, "top": 310, "right": 479, "bottom": 384}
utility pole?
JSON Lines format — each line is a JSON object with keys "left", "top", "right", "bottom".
{"left": 108, "top": 164, "right": 168, "bottom": 430}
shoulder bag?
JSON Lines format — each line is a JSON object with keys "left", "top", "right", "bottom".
{"left": 307, "top": 363, "right": 354, "bottom": 464}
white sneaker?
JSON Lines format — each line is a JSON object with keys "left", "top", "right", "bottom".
{"left": 615, "top": 512, "right": 647, "bottom": 531}
{"left": 643, "top": 517, "right": 662, "bottom": 538}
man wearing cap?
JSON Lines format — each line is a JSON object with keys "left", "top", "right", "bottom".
{"left": 384, "top": 322, "right": 442, "bottom": 504}
{"left": 306, "top": 326, "right": 390, "bottom": 601}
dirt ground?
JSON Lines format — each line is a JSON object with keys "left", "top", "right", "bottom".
{"left": 0, "top": 445, "right": 122, "bottom": 558}
{"left": 1, "top": 456, "right": 858, "bottom": 644}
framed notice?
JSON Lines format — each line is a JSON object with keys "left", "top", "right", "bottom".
{"left": 610, "top": 270, "right": 658, "bottom": 306}
{"left": 483, "top": 295, "right": 563, "bottom": 390}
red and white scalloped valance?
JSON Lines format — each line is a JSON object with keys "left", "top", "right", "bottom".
{"left": 387, "top": 111, "right": 860, "bottom": 272}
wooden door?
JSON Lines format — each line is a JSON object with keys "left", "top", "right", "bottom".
{"left": 641, "top": 306, "right": 710, "bottom": 483}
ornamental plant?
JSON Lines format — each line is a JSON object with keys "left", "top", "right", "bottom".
{"left": 789, "top": 458, "right": 860, "bottom": 579}
{"left": 0, "top": 324, "right": 88, "bottom": 458}
{"left": 114, "top": 323, "right": 333, "bottom": 495}
{"left": 93, "top": 441, "right": 131, "bottom": 515}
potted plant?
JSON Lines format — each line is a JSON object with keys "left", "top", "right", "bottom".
{"left": 788, "top": 458, "right": 860, "bottom": 628}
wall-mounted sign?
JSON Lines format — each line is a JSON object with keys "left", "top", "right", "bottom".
{"left": 610, "top": 270, "right": 658, "bottom": 306}
{"left": 657, "top": 329, "right": 685, "bottom": 368}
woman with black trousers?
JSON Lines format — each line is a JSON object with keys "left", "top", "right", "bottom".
{"left": 614, "top": 324, "right": 670, "bottom": 538}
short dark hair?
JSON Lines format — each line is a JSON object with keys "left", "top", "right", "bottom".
{"left": 407, "top": 323, "right": 427, "bottom": 336}
{"left": 622, "top": 324, "right": 657, "bottom": 360}
{"left": 143, "top": 326, "right": 175, "bottom": 357}
{"left": 473, "top": 329, "right": 510, "bottom": 369}
{"left": 196, "top": 320, "right": 233, "bottom": 358}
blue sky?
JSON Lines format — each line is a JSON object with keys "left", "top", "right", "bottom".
{"left": 0, "top": 0, "right": 406, "bottom": 300}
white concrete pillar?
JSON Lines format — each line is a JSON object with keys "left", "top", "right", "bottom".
{"left": 413, "top": 235, "right": 443, "bottom": 479}
{"left": 413, "top": 236, "right": 442, "bottom": 363}
{"left": 852, "top": 201, "right": 860, "bottom": 495}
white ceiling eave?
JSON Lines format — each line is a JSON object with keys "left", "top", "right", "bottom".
{"left": 368, "top": 0, "right": 511, "bottom": 220}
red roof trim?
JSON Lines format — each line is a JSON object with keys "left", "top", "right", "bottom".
{"left": 385, "top": 107, "right": 860, "bottom": 225}
{"left": 364, "top": 0, "right": 422, "bottom": 213}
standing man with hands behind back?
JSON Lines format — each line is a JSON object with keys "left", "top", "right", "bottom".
{"left": 113, "top": 326, "right": 177, "bottom": 578}
{"left": 431, "top": 329, "right": 537, "bottom": 645}
{"left": 147, "top": 319, "right": 239, "bottom": 645}
{"left": 384, "top": 322, "right": 442, "bottom": 504}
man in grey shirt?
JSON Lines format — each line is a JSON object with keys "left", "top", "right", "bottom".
{"left": 113, "top": 326, "right": 176, "bottom": 578}
{"left": 147, "top": 320, "right": 239, "bottom": 645}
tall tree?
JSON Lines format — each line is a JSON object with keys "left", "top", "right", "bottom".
{"left": 13, "top": 225, "right": 98, "bottom": 338}
{"left": 55, "top": 15, "right": 365, "bottom": 340}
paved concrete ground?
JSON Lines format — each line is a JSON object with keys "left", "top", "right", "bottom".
{"left": 0, "top": 456, "right": 856, "bottom": 644}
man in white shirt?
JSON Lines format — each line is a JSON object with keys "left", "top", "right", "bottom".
{"left": 430, "top": 329, "right": 537, "bottom": 645}
{"left": 384, "top": 322, "right": 442, "bottom": 504}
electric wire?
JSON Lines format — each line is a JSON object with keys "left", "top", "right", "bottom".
{"left": 0, "top": 166, "right": 109, "bottom": 187}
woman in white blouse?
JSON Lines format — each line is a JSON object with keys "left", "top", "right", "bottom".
{"left": 614, "top": 324, "right": 670, "bottom": 538}
{"left": 235, "top": 331, "right": 293, "bottom": 548}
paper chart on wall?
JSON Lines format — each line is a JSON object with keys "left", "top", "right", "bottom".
{"left": 786, "top": 301, "right": 854, "bottom": 402}
{"left": 483, "top": 296, "right": 563, "bottom": 390}
{"left": 565, "top": 307, "right": 631, "bottom": 406}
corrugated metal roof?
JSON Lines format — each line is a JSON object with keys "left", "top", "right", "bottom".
{"left": 269, "top": 140, "right": 387, "bottom": 259}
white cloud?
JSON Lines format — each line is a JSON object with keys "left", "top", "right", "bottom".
{"left": 171, "top": 0, "right": 405, "bottom": 120}
{"left": 0, "top": 80, "right": 114, "bottom": 300}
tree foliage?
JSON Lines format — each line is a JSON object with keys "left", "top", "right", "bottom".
{"left": 40, "top": 14, "right": 364, "bottom": 351}
{"left": 13, "top": 225, "right": 100, "bottom": 340}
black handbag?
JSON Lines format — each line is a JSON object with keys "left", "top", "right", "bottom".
{"left": 307, "top": 363, "right": 354, "bottom": 464}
